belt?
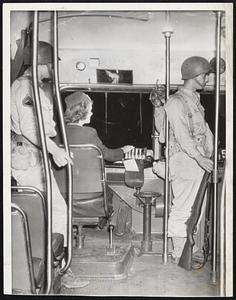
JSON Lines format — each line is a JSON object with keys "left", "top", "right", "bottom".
{"left": 11, "top": 131, "right": 30, "bottom": 146}
{"left": 169, "top": 142, "right": 181, "bottom": 157}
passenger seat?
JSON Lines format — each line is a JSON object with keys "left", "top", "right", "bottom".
{"left": 11, "top": 187, "right": 65, "bottom": 293}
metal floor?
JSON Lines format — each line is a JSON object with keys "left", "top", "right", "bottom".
{"left": 61, "top": 228, "right": 220, "bottom": 297}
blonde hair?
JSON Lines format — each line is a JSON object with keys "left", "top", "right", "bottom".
{"left": 64, "top": 92, "right": 93, "bottom": 123}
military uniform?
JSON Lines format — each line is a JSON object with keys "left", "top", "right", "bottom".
{"left": 11, "top": 69, "right": 67, "bottom": 243}
{"left": 164, "top": 86, "right": 213, "bottom": 239}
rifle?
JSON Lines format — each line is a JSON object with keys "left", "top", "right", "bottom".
{"left": 178, "top": 171, "right": 211, "bottom": 270}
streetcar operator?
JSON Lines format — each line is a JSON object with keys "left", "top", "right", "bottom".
{"left": 63, "top": 91, "right": 134, "bottom": 161}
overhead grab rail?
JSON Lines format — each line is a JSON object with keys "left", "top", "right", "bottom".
{"left": 53, "top": 11, "right": 73, "bottom": 275}
{"left": 39, "top": 12, "right": 150, "bottom": 24}
{"left": 32, "top": 11, "right": 52, "bottom": 294}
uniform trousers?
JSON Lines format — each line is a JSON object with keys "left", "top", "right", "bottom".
{"left": 168, "top": 151, "right": 204, "bottom": 238}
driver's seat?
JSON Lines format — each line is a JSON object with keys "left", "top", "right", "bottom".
{"left": 53, "top": 143, "right": 114, "bottom": 248}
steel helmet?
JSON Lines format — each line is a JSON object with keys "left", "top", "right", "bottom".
{"left": 181, "top": 56, "right": 211, "bottom": 80}
{"left": 23, "top": 41, "right": 56, "bottom": 65}
{"left": 209, "top": 57, "right": 226, "bottom": 74}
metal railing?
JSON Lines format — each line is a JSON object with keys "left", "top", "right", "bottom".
{"left": 162, "top": 15, "right": 173, "bottom": 264}
{"left": 32, "top": 11, "right": 52, "bottom": 294}
{"left": 53, "top": 11, "right": 73, "bottom": 275}
{"left": 212, "top": 10, "right": 223, "bottom": 284}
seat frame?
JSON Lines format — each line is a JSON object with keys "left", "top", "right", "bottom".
{"left": 69, "top": 143, "right": 109, "bottom": 219}
{"left": 11, "top": 186, "right": 46, "bottom": 261}
{"left": 57, "top": 143, "right": 113, "bottom": 248}
{"left": 11, "top": 186, "right": 65, "bottom": 293}
{"left": 11, "top": 203, "right": 37, "bottom": 294}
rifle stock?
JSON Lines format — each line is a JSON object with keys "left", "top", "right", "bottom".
{"left": 178, "top": 171, "right": 211, "bottom": 270}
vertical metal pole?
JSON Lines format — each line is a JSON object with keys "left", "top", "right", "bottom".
{"left": 105, "top": 92, "right": 108, "bottom": 135}
{"left": 143, "top": 203, "right": 152, "bottom": 241}
{"left": 212, "top": 10, "right": 222, "bottom": 284}
{"left": 142, "top": 202, "right": 152, "bottom": 252}
{"left": 32, "top": 11, "right": 52, "bottom": 294}
{"left": 162, "top": 15, "right": 173, "bottom": 263}
{"left": 220, "top": 164, "right": 226, "bottom": 296}
{"left": 53, "top": 11, "right": 73, "bottom": 274}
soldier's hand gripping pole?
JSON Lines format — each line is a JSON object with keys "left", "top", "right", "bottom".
{"left": 149, "top": 80, "right": 166, "bottom": 161}
{"left": 178, "top": 171, "right": 211, "bottom": 270}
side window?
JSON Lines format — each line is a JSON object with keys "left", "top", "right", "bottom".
{"left": 200, "top": 92, "right": 226, "bottom": 148}
{"left": 59, "top": 89, "right": 154, "bottom": 149}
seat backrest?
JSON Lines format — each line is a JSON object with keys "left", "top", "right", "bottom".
{"left": 11, "top": 187, "right": 46, "bottom": 260}
{"left": 53, "top": 144, "right": 105, "bottom": 198}
{"left": 12, "top": 204, "right": 36, "bottom": 294}
{"left": 71, "top": 145, "right": 104, "bottom": 194}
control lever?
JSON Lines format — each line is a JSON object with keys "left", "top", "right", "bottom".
{"left": 106, "top": 224, "right": 116, "bottom": 255}
{"left": 72, "top": 225, "right": 78, "bottom": 248}
{"left": 135, "top": 187, "right": 142, "bottom": 207}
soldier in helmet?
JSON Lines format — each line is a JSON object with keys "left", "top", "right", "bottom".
{"left": 11, "top": 41, "right": 89, "bottom": 288}
{"left": 154, "top": 56, "right": 214, "bottom": 263}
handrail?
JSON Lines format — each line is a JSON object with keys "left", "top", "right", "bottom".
{"left": 39, "top": 12, "right": 150, "bottom": 24}
{"left": 212, "top": 11, "right": 223, "bottom": 284}
{"left": 32, "top": 12, "right": 52, "bottom": 294}
{"left": 53, "top": 11, "right": 73, "bottom": 275}
{"left": 59, "top": 83, "right": 226, "bottom": 94}
{"left": 11, "top": 203, "right": 36, "bottom": 294}
{"left": 162, "top": 16, "right": 173, "bottom": 264}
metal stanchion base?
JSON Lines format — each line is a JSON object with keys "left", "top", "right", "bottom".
{"left": 139, "top": 251, "right": 163, "bottom": 256}
{"left": 138, "top": 249, "right": 172, "bottom": 257}
{"left": 106, "top": 245, "right": 116, "bottom": 256}
{"left": 71, "top": 244, "right": 134, "bottom": 280}
{"left": 212, "top": 271, "right": 217, "bottom": 284}
{"left": 136, "top": 239, "right": 173, "bottom": 257}
{"left": 141, "top": 240, "right": 152, "bottom": 253}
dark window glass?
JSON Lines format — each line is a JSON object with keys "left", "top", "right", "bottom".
{"left": 59, "top": 89, "right": 225, "bottom": 151}
{"left": 200, "top": 92, "right": 226, "bottom": 148}
{"left": 59, "top": 90, "right": 154, "bottom": 149}
{"left": 85, "top": 92, "right": 106, "bottom": 139}
{"left": 140, "top": 93, "right": 153, "bottom": 149}
{"left": 106, "top": 93, "right": 140, "bottom": 147}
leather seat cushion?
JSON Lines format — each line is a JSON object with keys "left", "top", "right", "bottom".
{"left": 52, "top": 233, "right": 64, "bottom": 260}
{"left": 73, "top": 194, "right": 107, "bottom": 217}
{"left": 73, "top": 188, "right": 113, "bottom": 218}
{"left": 33, "top": 257, "right": 44, "bottom": 288}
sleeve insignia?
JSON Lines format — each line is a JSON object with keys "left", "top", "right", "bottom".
{"left": 22, "top": 95, "right": 33, "bottom": 106}
{"left": 187, "top": 112, "right": 193, "bottom": 118}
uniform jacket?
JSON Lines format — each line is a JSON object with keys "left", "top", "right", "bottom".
{"left": 11, "top": 70, "right": 57, "bottom": 170}
{"left": 164, "top": 87, "right": 213, "bottom": 159}
{"left": 66, "top": 124, "right": 124, "bottom": 162}
{"left": 11, "top": 70, "right": 56, "bottom": 143}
